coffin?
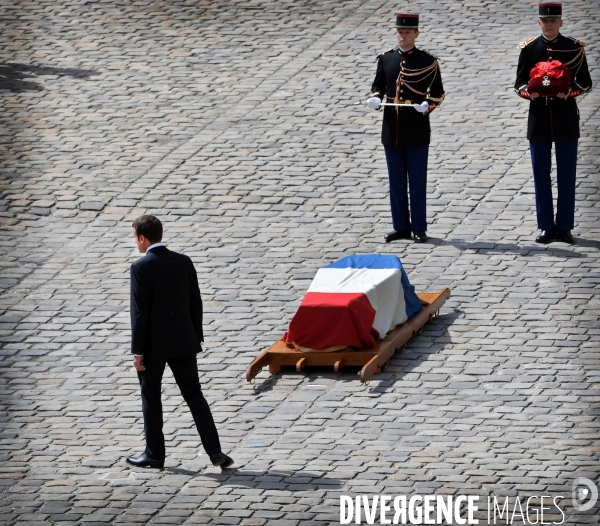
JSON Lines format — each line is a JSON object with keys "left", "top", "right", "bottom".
{"left": 283, "top": 254, "right": 422, "bottom": 351}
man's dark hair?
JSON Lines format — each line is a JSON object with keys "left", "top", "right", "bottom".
{"left": 132, "top": 215, "right": 163, "bottom": 243}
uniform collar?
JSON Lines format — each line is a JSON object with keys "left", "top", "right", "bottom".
{"left": 398, "top": 46, "right": 415, "bottom": 55}
{"left": 541, "top": 33, "right": 560, "bottom": 44}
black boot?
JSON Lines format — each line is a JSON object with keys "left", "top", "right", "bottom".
{"left": 384, "top": 229, "right": 412, "bottom": 243}
{"left": 126, "top": 453, "right": 164, "bottom": 469}
{"left": 413, "top": 231, "right": 428, "bottom": 243}
{"left": 535, "top": 230, "right": 556, "bottom": 244}
{"left": 556, "top": 230, "right": 574, "bottom": 244}
{"left": 210, "top": 452, "right": 234, "bottom": 469}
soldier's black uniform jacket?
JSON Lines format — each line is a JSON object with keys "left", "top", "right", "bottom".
{"left": 515, "top": 33, "right": 592, "bottom": 142}
{"left": 371, "top": 46, "right": 445, "bottom": 147}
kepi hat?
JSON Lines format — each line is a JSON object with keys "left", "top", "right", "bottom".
{"left": 539, "top": 3, "right": 562, "bottom": 18}
{"left": 396, "top": 13, "right": 419, "bottom": 29}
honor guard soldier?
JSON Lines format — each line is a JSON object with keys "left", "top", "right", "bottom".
{"left": 368, "top": 13, "right": 445, "bottom": 243}
{"left": 515, "top": 3, "right": 592, "bottom": 244}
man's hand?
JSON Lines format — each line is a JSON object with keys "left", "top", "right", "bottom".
{"left": 529, "top": 91, "right": 540, "bottom": 99}
{"left": 133, "top": 355, "right": 146, "bottom": 371}
{"left": 556, "top": 90, "right": 571, "bottom": 99}
{"left": 367, "top": 97, "right": 381, "bottom": 110}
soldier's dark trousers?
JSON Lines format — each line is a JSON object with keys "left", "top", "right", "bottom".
{"left": 384, "top": 145, "right": 429, "bottom": 233}
{"left": 530, "top": 140, "right": 578, "bottom": 231}
{"left": 137, "top": 354, "right": 221, "bottom": 460}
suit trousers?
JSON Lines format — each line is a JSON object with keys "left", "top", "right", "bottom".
{"left": 137, "top": 354, "right": 221, "bottom": 460}
{"left": 384, "top": 145, "right": 429, "bottom": 233}
{"left": 530, "top": 140, "right": 578, "bottom": 231}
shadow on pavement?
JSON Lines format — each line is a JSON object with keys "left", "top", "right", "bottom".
{"left": 0, "top": 63, "right": 98, "bottom": 90}
{"left": 364, "top": 309, "right": 461, "bottom": 395}
{"left": 430, "top": 237, "right": 595, "bottom": 258}
{"left": 164, "top": 468, "right": 343, "bottom": 488}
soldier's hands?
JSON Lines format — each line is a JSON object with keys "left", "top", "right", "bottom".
{"left": 367, "top": 97, "right": 381, "bottom": 110}
{"left": 413, "top": 101, "right": 429, "bottom": 113}
{"left": 525, "top": 91, "right": 570, "bottom": 100}
{"left": 133, "top": 355, "right": 146, "bottom": 371}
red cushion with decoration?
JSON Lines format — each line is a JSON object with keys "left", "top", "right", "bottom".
{"left": 527, "top": 60, "right": 571, "bottom": 97}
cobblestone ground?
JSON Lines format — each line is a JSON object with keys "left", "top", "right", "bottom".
{"left": 1, "top": 1, "right": 599, "bottom": 525}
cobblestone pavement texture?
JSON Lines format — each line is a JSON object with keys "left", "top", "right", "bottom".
{"left": 1, "top": 0, "right": 599, "bottom": 524}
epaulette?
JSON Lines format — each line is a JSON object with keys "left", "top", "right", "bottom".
{"left": 421, "top": 49, "right": 439, "bottom": 60}
{"left": 376, "top": 47, "right": 396, "bottom": 60}
{"left": 518, "top": 37, "right": 536, "bottom": 49}
{"left": 568, "top": 36, "right": 585, "bottom": 47}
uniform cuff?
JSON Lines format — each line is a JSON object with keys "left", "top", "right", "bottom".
{"left": 427, "top": 93, "right": 445, "bottom": 104}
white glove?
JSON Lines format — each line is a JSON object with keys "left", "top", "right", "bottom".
{"left": 367, "top": 97, "right": 381, "bottom": 110}
{"left": 413, "top": 101, "right": 429, "bottom": 113}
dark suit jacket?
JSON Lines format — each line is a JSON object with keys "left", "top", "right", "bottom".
{"left": 130, "top": 246, "right": 203, "bottom": 358}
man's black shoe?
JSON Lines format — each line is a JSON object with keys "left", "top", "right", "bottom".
{"left": 535, "top": 230, "right": 556, "bottom": 244}
{"left": 210, "top": 452, "right": 234, "bottom": 469}
{"left": 413, "top": 231, "right": 428, "bottom": 243}
{"left": 384, "top": 229, "right": 412, "bottom": 243}
{"left": 556, "top": 230, "right": 574, "bottom": 244}
{"left": 126, "top": 453, "right": 164, "bottom": 469}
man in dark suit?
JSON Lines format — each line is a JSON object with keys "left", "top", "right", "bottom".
{"left": 514, "top": 3, "right": 592, "bottom": 244}
{"left": 126, "top": 215, "right": 233, "bottom": 469}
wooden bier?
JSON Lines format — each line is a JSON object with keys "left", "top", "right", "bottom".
{"left": 246, "top": 288, "right": 451, "bottom": 385}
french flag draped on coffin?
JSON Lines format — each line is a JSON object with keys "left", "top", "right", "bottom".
{"left": 283, "top": 254, "right": 422, "bottom": 352}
